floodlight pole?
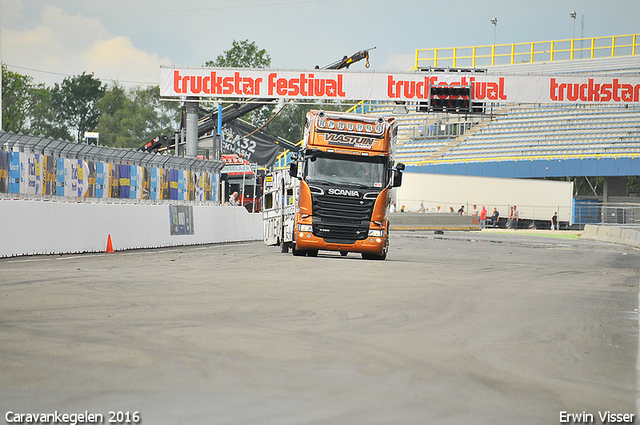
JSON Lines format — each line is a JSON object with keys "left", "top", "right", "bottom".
{"left": 491, "top": 18, "right": 498, "bottom": 46}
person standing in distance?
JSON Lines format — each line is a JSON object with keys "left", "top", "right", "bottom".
{"left": 492, "top": 207, "right": 500, "bottom": 228}
{"left": 229, "top": 191, "right": 240, "bottom": 206}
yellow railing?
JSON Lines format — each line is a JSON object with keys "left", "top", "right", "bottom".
{"left": 402, "top": 152, "right": 640, "bottom": 167}
{"left": 412, "top": 34, "right": 639, "bottom": 70}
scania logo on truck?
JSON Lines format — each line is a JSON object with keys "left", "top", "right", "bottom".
{"left": 328, "top": 188, "right": 360, "bottom": 197}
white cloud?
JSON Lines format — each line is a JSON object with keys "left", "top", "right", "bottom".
{"left": 84, "top": 36, "right": 171, "bottom": 85}
{"left": 3, "top": 5, "right": 171, "bottom": 87}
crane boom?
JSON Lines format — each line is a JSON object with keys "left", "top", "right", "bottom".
{"left": 321, "top": 47, "right": 375, "bottom": 70}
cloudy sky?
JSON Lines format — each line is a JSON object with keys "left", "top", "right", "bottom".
{"left": 3, "top": 0, "right": 639, "bottom": 87}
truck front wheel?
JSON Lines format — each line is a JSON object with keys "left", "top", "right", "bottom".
{"left": 362, "top": 239, "right": 388, "bottom": 260}
{"left": 362, "top": 251, "right": 386, "bottom": 260}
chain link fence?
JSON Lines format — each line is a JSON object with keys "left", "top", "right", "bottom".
{"left": 573, "top": 200, "right": 640, "bottom": 229}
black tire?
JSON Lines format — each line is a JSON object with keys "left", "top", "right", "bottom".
{"left": 362, "top": 251, "right": 386, "bottom": 261}
{"left": 340, "top": 251, "right": 348, "bottom": 257}
{"left": 307, "top": 250, "right": 318, "bottom": 257}
{"left": 292, "top": 245, "right": 306, "bottom": 256}
{"left": 280, "top": 242, "right": 290, "bottom": 253}
{"left": 362, "top": 238, "right": 388, "bottom": 261}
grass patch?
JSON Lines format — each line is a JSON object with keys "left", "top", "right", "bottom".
{"left": 530, "top": 233, "right": 581, "bottom": 240}
{"left": 483, "top": 230, "right": 581, "bottom": 240}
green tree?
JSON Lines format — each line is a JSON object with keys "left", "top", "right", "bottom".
{"left": 205, "top": 40, "right": 273, "bottom": 126}
{"left": 1, "top": 66, "right": 71, "bottom": 139}
{"left": 266, "top": 101, "right": 348, "bottom": 144}
{"left": 575, "top": 177, "right": 602, "bottom": 196}
{"left": 97, "top": 84, "right": 180, "bottom": 148}
{"left": 29, "top": 83, "right": 73, "bottom": 140}
{"left": 628, "top": 176, "right": 640, "bottom": 196}
{"left": 51, "top": 72, "right": 105, "bottom": 142}
{"left": 130, "top": 85, "right": 181, "bottom": 141}
{"left": 548, "top": 176, "right": 605, "bottom": 197}
{"left": 2, "top": 64, "right": 32, "bottom": 133}
{"left": 205, "top": 39, "right": 271, "bottom": 68}
{"left": 96, "top": 84, "right": 133, "bottom": 147}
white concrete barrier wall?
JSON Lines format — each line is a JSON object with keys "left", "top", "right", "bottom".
{"left": 396, "top": 172, "right": 574, "bottom": 223}
{"left": 0, "top": 200, "right": 263, "bottom": 257}
{"left": 581, "top": 224, "right": 640, "bottom": 249}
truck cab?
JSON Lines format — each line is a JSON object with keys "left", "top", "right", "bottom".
{"left": 276, "top": 110, "right": 403, "bottom": 260}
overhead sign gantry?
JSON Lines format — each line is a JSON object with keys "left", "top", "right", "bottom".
{"left": 161, "top": 67, "right": 640, "bottom": 105}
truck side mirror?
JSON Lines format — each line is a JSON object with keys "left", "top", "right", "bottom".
{"left": 392, "top": 169, "right": 403, "bottom": 188}
{"left": 391, "top": 163, "right": 404, "bottom": 188}
{"left": 289, "top": 162, "right": 298, "bottom": 178}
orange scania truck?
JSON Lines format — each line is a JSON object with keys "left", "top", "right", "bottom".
{"left": 263, "top": 110, "right": 404, "bottom": 260}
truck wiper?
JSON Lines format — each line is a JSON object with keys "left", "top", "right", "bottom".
{"left": 345, "top": 183, "right": 372, "bottom": 189}
{"left": 307, "top": 179, "right": 374, "bottom": 189}
{"left": 306, "top": 179, "right": 334, "bottom": 186}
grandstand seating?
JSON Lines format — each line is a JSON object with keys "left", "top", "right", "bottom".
{"left": 361, "top": 99, "right": 640, "bottom": 165}
{"left": 436, "top": 104, "right": 640, "bottom": 162}
{"left": 365, "top": 52, "right": 640, "bottom": 166}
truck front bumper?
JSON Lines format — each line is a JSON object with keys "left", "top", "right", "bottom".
{"left": 294, "top": 231, "right": 387, "bottom": 255}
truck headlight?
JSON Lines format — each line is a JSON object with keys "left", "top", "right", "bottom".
{"left": 298, "top": 224, "right": 313, "bottom": 232}
{"left": 368, "top": 229, "right": 383, "bottom": 237}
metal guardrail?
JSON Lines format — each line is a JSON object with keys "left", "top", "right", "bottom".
{"left": 0, "top": 132, "right": 224, "bottom": 174}
{"left": 0, "top": 132, "right": 224, "bottom": 204}
{"left": 413, "top": 33, "right": 640, "bottom": 70}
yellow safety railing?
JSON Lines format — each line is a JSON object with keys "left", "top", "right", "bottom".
{"left": 402, "top": 152, "right": 640, "bottom": 168}
{"left": 412, "top": 34, "right": 639, "bottom": 70}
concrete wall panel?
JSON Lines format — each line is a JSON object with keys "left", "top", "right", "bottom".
{"left": 0, "top": 201, "right": 262, "bottom": 257}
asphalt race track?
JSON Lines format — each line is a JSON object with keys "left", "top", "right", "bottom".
{"left": 1, "top": 230, "right": 638, "bottom": 425}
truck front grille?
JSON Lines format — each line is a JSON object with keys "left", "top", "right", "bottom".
{"left": 311, "top": 194, "right": 375, "bottom": 241}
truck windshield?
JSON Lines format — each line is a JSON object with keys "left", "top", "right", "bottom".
{"left": 305, "top": 154, "right": 387, "bottom": 188}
